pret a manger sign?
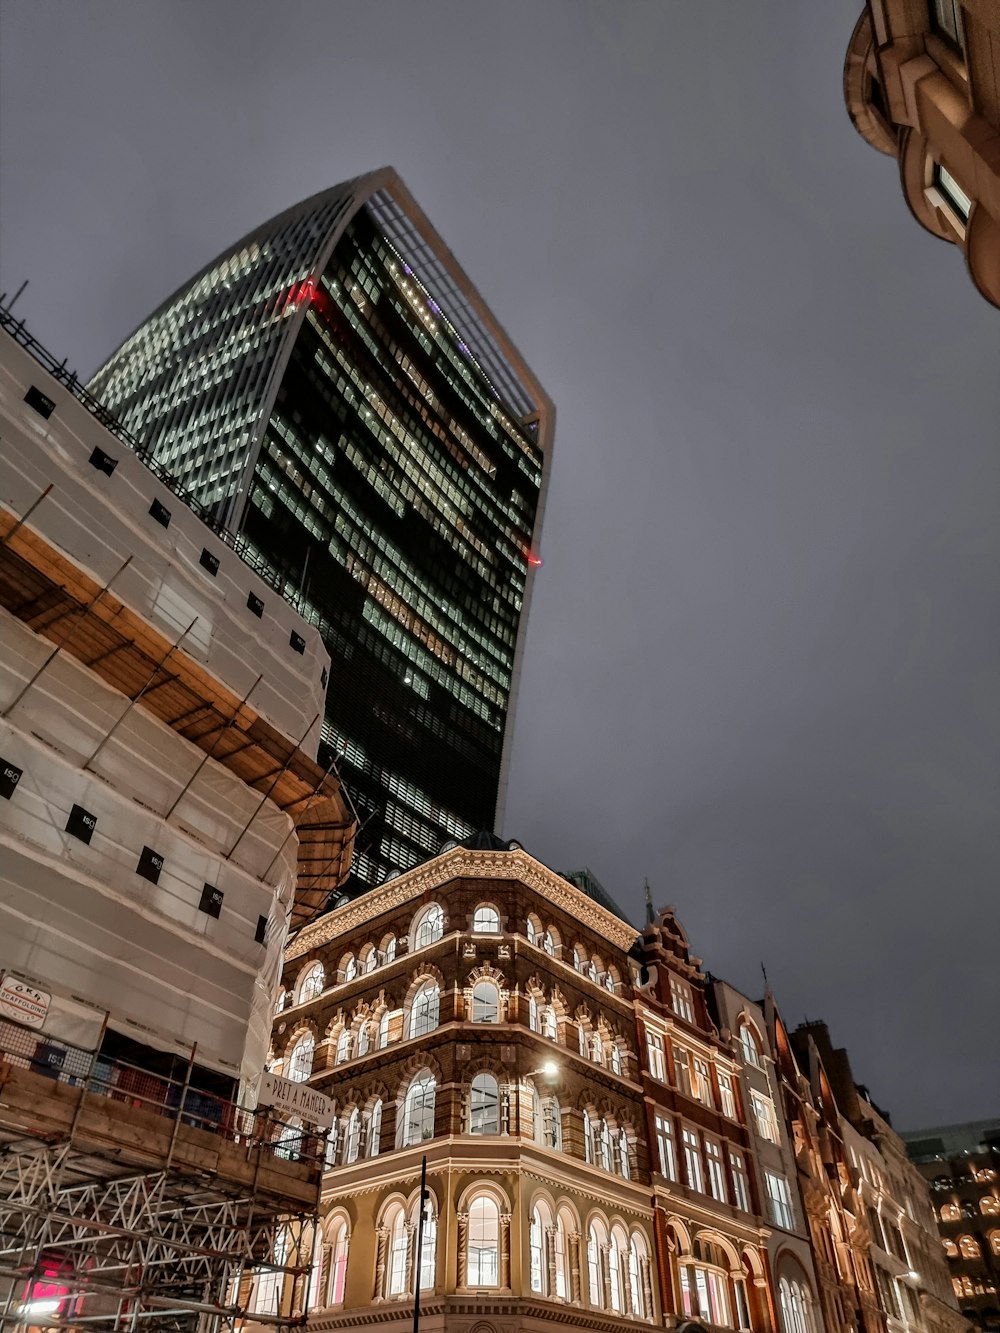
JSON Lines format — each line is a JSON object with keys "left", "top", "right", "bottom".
{"left": 256, "top": 1071, "right": 334, "bottom": 1128}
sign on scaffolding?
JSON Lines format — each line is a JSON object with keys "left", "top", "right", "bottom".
{"left": 256, "top": 1071, "right": 335, "bottom": 1128}
{"left": 0, "top": 975, "right": 50, "bottom": 1029}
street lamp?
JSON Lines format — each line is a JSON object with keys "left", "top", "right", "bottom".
{"left": 515, "top": 1061, "right": 559, "bottom": 1137}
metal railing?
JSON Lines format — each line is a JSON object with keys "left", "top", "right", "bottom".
{"left": 0, "top": 301, "right": 294, "bottom": 598}
{"left": 0, "top": 1013, "right": 322, "bottom": 1166}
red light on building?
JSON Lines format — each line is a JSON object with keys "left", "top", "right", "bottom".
{"left": 526, "top": 552, "right": 543, "bottom": 568}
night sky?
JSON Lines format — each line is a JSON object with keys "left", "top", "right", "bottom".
{"left": 1, "top": 2, "right": 997, "bottom": 1129}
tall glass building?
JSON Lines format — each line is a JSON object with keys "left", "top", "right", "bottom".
{"left": 87, "top": 169, "right": 554, "bottom": 892}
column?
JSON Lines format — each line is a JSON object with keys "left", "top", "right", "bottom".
{"left": 622, "top": 1249, "right": 634, "bottom": 1318}
{"left": 600, "top": 1243, "right": 612, "bottom": 1310}
{"left": 545, "top": 1225, "right": 558, "bottom": 1299}
{"left": 374, "top": 1226, "right": 389, "bottom": 1301}
{"left": 641, "top": 1256, "right": 654, "bottom": 1321}
{"left": 456, "top": 1212, "right": 469, "bottom": 1292}
{"left": 403, "top": 1220, "right": 416, "bottom": 1294}
{"left": 569, "top": 1231, "right": 582, "bottom": 1305}
{"left": 500, "top": 1213, "right": 512, "bottom": 1291}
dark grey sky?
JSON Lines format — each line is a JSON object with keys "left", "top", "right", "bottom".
{"left": 2, "top": 1, "right": 997, "bottom": 1129}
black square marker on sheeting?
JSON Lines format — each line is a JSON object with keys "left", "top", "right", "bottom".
{"left": 199, "top": 883, "right": 223, "bottom": 918}
{"left": 0, "top": 760, "right": 23, "bottom": 801}
{"left": 136, "top": 846, "right": 164, "bottom": 884}
{"left": 199, "top": 548, "right": 220, "bottom": 576}
{"left": 149, "top": 498, "right": 171, "bottom": 527}
{"left": 66, "top": 803, "right": 97, "bottom": 844}
{"left": 289, "top": 631, "right": 306, "bottom": 655}
{"left": 89, "top": 447, "right": 118, "bottom": 476}
{"left": 255, "top": 914, "right": 268, "bottom": 944}
{"left": 24, "top": 385, "right": 56, "bottom": 418}
{"left": 247, "top": 592, "right": 264, "bottom": 618}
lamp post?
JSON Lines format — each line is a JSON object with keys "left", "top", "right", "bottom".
{"left": 412, "top": 1154, "right": 428, "bottom": 1333}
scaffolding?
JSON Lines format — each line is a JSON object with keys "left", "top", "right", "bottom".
{"left": 0, "top": 1014, "right": 322, "bottom": 1333}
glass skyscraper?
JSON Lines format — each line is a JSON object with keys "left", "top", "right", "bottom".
{"left": 87, "top": 169, "right": 553, "bottom": 892}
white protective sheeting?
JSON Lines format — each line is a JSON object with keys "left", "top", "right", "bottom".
{"left": 0, "top": 612, "right": 297, "bottom": 1081}
{"left": 0, "top": 333, "right": 330, "bottom": 756}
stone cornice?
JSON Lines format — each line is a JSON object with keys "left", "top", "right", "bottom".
{"left": 287, "top": 848, "right": 639, "bottom": 961}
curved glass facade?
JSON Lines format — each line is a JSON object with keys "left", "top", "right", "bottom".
{"left": 87, "top": 171, "right": 553, "bottom": 891}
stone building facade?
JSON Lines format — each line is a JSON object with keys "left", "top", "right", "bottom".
{"left": 843, "top": 0, "right": 1000, "bottom": 306}
{"left": 712, "top": 982, "right": 825, "bottom": 1333}
{"left": 267, "top": 835, "right": 660, "bottom": 1331}
{"left": 791, "top": 1023, "right": 967, "bottom": 1333}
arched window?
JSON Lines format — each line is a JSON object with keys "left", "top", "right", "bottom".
{"left": 587, "top": 1221, "right": 606, "bottom": 1307}
{"left": 327, "top": 1219, "right": 349, "bottom": 1305}
{"left": 401, "top": 1073, "right": 436, "bottom": 1146}
{"left": 274, "top": 989, "right": 288, "bottom": 1015}
{"left": 989, "top": 1230, "right": 1000, "bottom": 1256}
{"left": 467, "top": 1194, "right": 500, "bottom": 1286}
{"left": 604, "top": 970, "right": 616, "bottom": 992}
{"left": 361, "top": 944, "right": 378, "bottom": 974}
{"left": 324, "top": 1124, "right": 338, "bottom": 1168}
{"left": 413, "top": 903, "right": 444, "bottom": 950}
{"left": 472, "top": 904, "right": 500, "bottom": 933}
{"left": 554, "top": 1210, "right": 572, "bottom": 1299}
{"left": 573, "top": 946, "right": 586, "bottom": 972}
{"left": 981, "top": 1196, "right": 1000, "bottom": 1216}
{"left": 287, "top": 1033, "right": 315, "bottom": 1082}
{"left": 778, "top": 1274, "right": 817, "bottom": 1333}
{"left": 336, "top": 1029, "right": 352, "bottom": 1064}
{"left": 629, "top": 1233, "right": 648, "bottom": 1319}
{"left": 386, "top": 1206, "right": 408, "bottom": 1296}
{"left": 528, "top": 994, "right": 540, "bottom": 1033}
{"left": 541, "top": 1005, "right": 558, "bottom": 1041}
{"left": 941, "top": 1203, "right": 961, "bottom": 1222}
{"left": 611, "top": 1042, "right": 623, "bottom": 1076}
{"left": 342, "top": 1108, "right": 361, "bottom": 1164}
{"left": 342, "top": 955, "right": 358, "bottom": 983}
{"left": 609, "top": 1225, "right": 628, "bottom": 1313}
{"left": 682, "top": 1239, "right": 733, "bottom": 1327}
{"left": 378, "top": 1010, "right": 391, "bottom": 1048}
{"left": 587, "top": 958, "right": 599, "bottom": 983}
{"left": 590, "top": 1032, "right": 604, "bottom": 1064}
{"left": 526, "top": 914, "right": 541, "bottom": 945}
{"left": 367, "top": 1099, "right": 382, "bottom": 1157}
{"left": 471, "top": 981, "right": 499, "bottom": 1023}
{"left": 529, "top": 1204, "right": 547, "bottom": 1293}
{"left": 739, "top": 1022, "right": 763, "bottom": 1069}
{"left": 583, "top": 1110, "right": 595, "bottom": 1165}
{"left": 409, "top": 982, "right": 440, "bottom": 1039}
{"left": 578, "top": 1022, "right": 589, "bottom": 1056}
{"left": 470, "top": 1073, "right": 500, "bottom": 1135}
{"left": 542, "top": 929, "right": 555, "bottom": 955}
{"left": 417, "top": 1196, "right": 437, "bottom": 1292}
{"left": 958, "top": 1235, "right": 980, "bottom": 1259}
{"left": 943, "top": 1239, "right": 959, "bottom": 1258}
{"left": 297, "top": 963, "right": 324, "bottom": 1004}
{"left": 382, "top": 935, "right": 397, "bottom": 964}
{"left": 356, "top": 1024, "right": 370, "bottom": 1057}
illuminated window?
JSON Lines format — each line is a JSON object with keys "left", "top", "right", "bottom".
{"left": 670, "top": 975, "right": 695, "bottom": 1023}
{"left": 408, "top": 982, "right": 440, "bottom": 1038}
{"left": 472, "top": 904, "right": 500, "bottom": 933}
{"left": 765, "top": 1171, "right": 795, "bottom": 1229}
{"left": 467, "top": 1194, "right": 500, "bottom": 1286}
{"left": 326, "top": 1220, "right": 349, "bottom": 1305}
{"left": 739, "top": 1023, "right": 764, "bottom": 1069}
{"left": 719, "top": 1071, "right": 738, "bottom": 1118}
{"left": 469, "top": 1073, "right": 500, "bottom": 1134}
{"left": 297, "top": 962, "right": 324, "bottom": 1004}
{"left": 731, "top": 1150, "right": 752, "bottom": 1212}
{"left": 683, "top": 1127, "right": 704, "bottom": 1192}
{"left": 958, "top": 1236, "right": 980, "bottom": 1259}
{"left": 287, "top": 1033, "right": 314, "bottom": 1082}
{"left": 706, "top": 1139, "right": 728, "bottom": 1202}
{"left": 367, "top": 1099, "right": 382, "bottom": 1157}
{"left": 471, "top": 981, "right": 500, "bottom": 1023}
{"left": 647, "top": 1032, "right": 667, "bottom": 1081}
{"left": 413, "top": 903, "right": 444, "bottom": 950}
{"left": 779, "top": 1275, "right": 817, "bottom": 1333}
{"left": 386, "top": 1206, "right": 408, "bottom": 1295}
{"left": 655, "top": 1113, "right": 677, "bottom": 1179}
{"left": 751, "top": 1091, "right": 780, "bottom": 1144}
{"left": 341, "top": 1108, "right": 361, "bottom": 1164}
{"left": 401, "top": 1072, "right": 436, "bottom": 1146}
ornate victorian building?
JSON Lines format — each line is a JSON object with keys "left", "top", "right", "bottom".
{"left": 267, "top": 834, "right": 659, "bottom": 1331}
